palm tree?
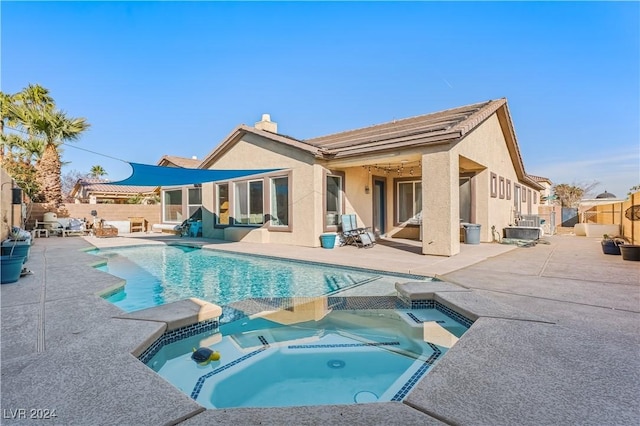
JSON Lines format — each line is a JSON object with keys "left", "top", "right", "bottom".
{"left": 2, "top": 84, "right": 89, "bottom": 205}
{"left": 31, "top": 110, "right": 90, "bottom": 206}
{"left": 0, "top": 91, "right": 18, "bottom": 162}
{"left": 14, "top": 84, "right": 54, "bottom": 113}
{"left": 89, "top": 165, "right": 107, "bottom": 179}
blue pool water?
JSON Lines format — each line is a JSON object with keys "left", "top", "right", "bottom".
{"left": 146, "top": 306, "right": 468, "bottom": 408}
{"left": 91, "top": 245, "right": 430, "bottom": 312}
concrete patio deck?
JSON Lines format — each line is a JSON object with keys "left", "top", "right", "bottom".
{"left": 1, "top": 234, "right": 638, "bottom": 425}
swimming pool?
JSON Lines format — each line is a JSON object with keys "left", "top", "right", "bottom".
{"left": 91, "top": 245, "right": 433, "bottom": 312}
{"left": 143, "top": 299, "right": 469, "bottom": 408}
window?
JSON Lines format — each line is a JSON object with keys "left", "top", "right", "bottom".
{"left": 188, "top": 187, "right": 202, "bottom": 218}
{"left": 325, "top": 174, "right": 342, "bottom": 226}
{"left": 506, "top": 179, "right": 512, "bottom": 200}
{"left": 270, "top": 177, "right": 289, "bottom": 226}
{"left": 163, "top": 189, "right": 182, "bottom": 223}
{"left": 235, "top": 180, "right": 264, "bottom": 225}
{"left": 397, "top": 180, "right": 422, "bottom": 224}
{"left": 216, "top": 184, "right": 229, "bottom": 225}
{"left": 490, "top": 172, "right": 498, "bottom": 198}
{"left": 499, "top": 176, "right": 505, "bottom": 199}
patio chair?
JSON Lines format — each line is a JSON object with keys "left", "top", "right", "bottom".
{"left": 340, "top": 214, "right": 358, "bottom": 246}
{"left": 340, "top": 214, "right": 376, "bottom": 248}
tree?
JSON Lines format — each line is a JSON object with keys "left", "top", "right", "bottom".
{"left": 552, "top": 181, "right": 599, "bottom": 208}
{"left": 61, "top": 169, "right": 88, "bottom": 203}
{"left": 0, "top": 91, "right": 17, "bottom": 162}
{"left": 89, "top": 165, "right": 107, "bottom": 179}
{"left": 1, "top": 92, "right": 42, "bottom": 199}
{"left": 628, "top": 185, "right": 640, "bottom": 196}
{"left": 7, "top": 85, "right": 90, "bottom": 206}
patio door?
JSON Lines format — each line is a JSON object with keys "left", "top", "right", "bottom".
{"left": 372, "top": 178, "right": 386, "bottom": 237}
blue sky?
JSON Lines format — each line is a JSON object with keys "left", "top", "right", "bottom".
{"left": 2, "top": 1, "right": 638, "bottom": 198}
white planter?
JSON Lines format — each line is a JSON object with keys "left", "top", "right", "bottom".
{"left": 584, "top": 224, "right": 620, "bottom": 238}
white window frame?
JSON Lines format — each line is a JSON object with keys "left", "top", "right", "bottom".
{"left": 234, "top": 179, "right": 264, "bottom": 226}
{"left": 187, "top": 187, "right": 202, "bottom": 219}
{"left": 216, "top": 183, "right": 230, "bottom": 225}
{"left": 269, "top": 176, "right": 289, "bottom": 228}
{"left": 396, "top": 180, "right": 422, "bottom": 225}
{"left": 324, "top": 173, "right": 344, "bottom": 231}
{"left": 162, "top": 188, "right": 183, "bottom": 223}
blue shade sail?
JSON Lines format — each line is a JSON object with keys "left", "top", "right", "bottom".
{"left": 107, "top": 163, "right": 281, "bottom": 186}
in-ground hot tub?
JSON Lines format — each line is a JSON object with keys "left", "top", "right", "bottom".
{"left": 142, "top": 298, "right": 472, "bottom": 409}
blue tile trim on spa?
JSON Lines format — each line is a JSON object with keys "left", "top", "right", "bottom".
{"left": 406, "top": 312, "right": 448, "bottom": 325}
{"left": 391, "top": 343, "right": 442, "bottom": 401}
{"left": 289, "top": 341, "right": 401, "bottom": 349}
{"left": 138, "top": 319, "right": 219, "bottom": 364}
{"left": 434, "top": 303, "right": 474, "bottom": 328}
{"left": 190, "top": 347, "right": 268, "bottom": 399}
{"left": 139, "top": 298, "right": 473, "bottom": 365}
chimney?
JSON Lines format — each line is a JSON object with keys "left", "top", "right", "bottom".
{"left": 254, "top": 113, "right": 278, "bottom": 133}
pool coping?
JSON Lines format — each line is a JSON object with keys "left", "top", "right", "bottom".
{"left": 2, "top": 235, "right": 638, "bottom": 425}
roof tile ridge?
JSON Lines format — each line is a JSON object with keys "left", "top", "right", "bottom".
{"left": 305, "top": 100, "right": 495, "bottom": 142}
{"left": 448, "top": 98, "right": 506, "bottom": 136}
{"left": 239, "top": 124, "right": 324, "bottom": 152}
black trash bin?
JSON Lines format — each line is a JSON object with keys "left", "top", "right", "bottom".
{"left": 463, "top": 223, "right": 481, "bottom": 244}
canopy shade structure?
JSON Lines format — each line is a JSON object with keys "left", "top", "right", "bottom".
{"left": 108, "top": 162, "right": 282, "bottom": 186}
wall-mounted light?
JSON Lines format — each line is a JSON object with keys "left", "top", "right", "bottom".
{"left": 365, "top": 185, "right": 370, "bottom": 194}
{"left": 11, "top": 188, "right": 22, "bottom": 205}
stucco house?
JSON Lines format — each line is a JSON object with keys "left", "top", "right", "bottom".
{"left": 161, "top": 98, "right": 546, "bottom": 256}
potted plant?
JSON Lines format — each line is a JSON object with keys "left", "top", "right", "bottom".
{"left": 0, "top": 228, "right": 28, "bottom": 284}
{"left": 600, "top": 234, "right": 627, "bottom": 255}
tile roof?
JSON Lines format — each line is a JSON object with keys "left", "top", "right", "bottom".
{"left": 157, "top": 155, "right": 202, "bottom": 168}
{"left": 197, "top": 98, "right": 542, "bottom": 190}
{"left": 77, "top": 179, "right": 157, "bottom": 194}
{"left": 527, "top": 174, "right": 551, "bottom": 183}
{"left": 304, "top": 99, "right": 505, "bottom": 158}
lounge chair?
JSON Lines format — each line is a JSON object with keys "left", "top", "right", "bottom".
{"left": 339, "top": 214, "right": 375, "bottom": 248}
